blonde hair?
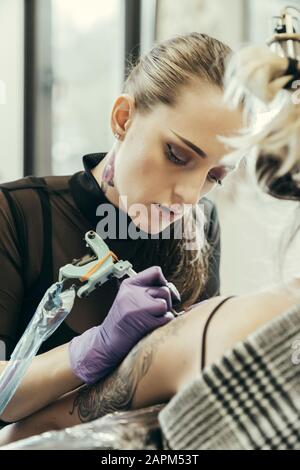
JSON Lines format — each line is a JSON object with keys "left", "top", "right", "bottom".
{"left": 124, "top": 32, "right": 231, "bottom": 112}
{"left": 123, "top": 33, "right": 232, "bottom": 308}
{"left": 222, "top": 42, "right": 300, "bottom": 285}
{"left": 223, "top": 45, "right": 300, "bottom": 199}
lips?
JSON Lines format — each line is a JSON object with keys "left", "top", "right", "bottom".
{"left": 151, "top": 204, "right": 174, "bottom": 226}
{"left": 155, "top": 203, "right": 184, "bottom": 217}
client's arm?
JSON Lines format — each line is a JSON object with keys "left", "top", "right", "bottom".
{"left": 1, "top": 278, "right": 300, "bottom": 446}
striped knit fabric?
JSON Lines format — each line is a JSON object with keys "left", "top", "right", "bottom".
{"left": 159, "top": 303, "right": 300, "bottom": 450}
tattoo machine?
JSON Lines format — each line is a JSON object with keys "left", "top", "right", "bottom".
{"left": 58, "top": 230, "right": 182, "bottom": 316}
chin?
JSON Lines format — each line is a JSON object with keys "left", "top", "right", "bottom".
{"left": 131, "top": 217, "right": 172, "bottom": 236}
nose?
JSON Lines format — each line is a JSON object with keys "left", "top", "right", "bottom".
{"left": 173, "top": 172, "right": 207, "bottom": 206}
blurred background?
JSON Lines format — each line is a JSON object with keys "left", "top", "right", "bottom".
{"left": 0, "top": 0, "right": 299, "bottom": 295}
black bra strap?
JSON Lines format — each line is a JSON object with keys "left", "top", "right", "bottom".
{"left": 201, "top": 295, "right": 235, "bottom": 371}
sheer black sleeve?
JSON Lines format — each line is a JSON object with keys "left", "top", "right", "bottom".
{"left": 0, "top": 191, "right": 24, "bottom": 359}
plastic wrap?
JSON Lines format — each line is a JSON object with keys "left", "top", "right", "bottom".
{"left": 0, "top": 405, "right": 165, "bottom": 450}
{"left": 0, "top": 282, "right": 76, "bottom": 415}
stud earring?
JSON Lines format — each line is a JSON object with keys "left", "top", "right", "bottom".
{"left": 114, "top": 132, "right": 120, "bottom": 140}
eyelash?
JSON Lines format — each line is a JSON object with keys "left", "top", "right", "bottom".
{"left": 166, "top": 144, "right": 187, "bottom": 166}
{"left": 166, "top": 144, "right": 223, "bottom": 186}
{"left": 207, "top": 173, "right": 223, "bottom": 186}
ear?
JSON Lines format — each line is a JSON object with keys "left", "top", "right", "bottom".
{"left": 110, "top": 94, "right": 135, "bottom": 138}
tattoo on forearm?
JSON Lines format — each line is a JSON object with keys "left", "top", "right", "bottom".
{"left": 69, "top": 315, "right": 186, "bottom": 423}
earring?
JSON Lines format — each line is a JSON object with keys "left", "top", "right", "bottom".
{"left": 114, "top": 132, "right": 120, "bottom": 140}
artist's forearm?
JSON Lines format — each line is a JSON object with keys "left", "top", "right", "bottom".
{"left": 0, "top": 343, "right": 82, "bottom": 422}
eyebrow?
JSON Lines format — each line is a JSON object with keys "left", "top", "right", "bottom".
{"left": 170, "top": 129, "right": 207, "bottom": 158}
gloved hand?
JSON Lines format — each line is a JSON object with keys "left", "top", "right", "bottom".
{"left": 68, "top": 266, "right": 181, "bottom": 384}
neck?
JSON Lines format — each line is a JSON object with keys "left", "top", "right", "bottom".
{"left": 91, "top": 146, "right": 120, "bottom": 208}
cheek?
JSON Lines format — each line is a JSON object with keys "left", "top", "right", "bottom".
{"left": 113, "top": 153, "right": 139, "bottom": 200}
{"left": 114, "top": 150, "right": 165, "bottom": 201}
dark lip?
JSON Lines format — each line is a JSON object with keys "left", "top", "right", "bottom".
{"left": 154, "top": 202, "right": 183, "bottom": 216}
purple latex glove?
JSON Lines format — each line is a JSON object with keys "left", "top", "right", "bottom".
{"left": 68, "top": 266, "right": 181, "bottom": 384}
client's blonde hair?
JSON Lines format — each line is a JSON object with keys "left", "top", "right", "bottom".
{"left": 222, "top": 45, "right": 300, "bottom": 200}
{"left": 222, "top": 37, "right": 300, "bottom": 284}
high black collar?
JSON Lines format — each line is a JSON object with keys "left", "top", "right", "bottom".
{"left": 69, "top": 152, "right": 115, "bottom": 228}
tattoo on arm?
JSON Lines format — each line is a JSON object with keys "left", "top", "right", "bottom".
{"left": 69, "top": 315, "right": 185, "bottom": 423}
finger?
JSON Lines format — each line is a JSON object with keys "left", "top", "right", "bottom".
{"left": 145, "top": 311, "right": 174, "bottom": 333}
{"left": 144, "top": 295, "right": 169, "bottom": 317}
{"left": 146, "top": 285, "right": 172, "bottom": 310}
{"left": 166, "top": 282, "right": 181, "bottom": 304}
{"left": 155, "top": 313, "right": 174, "bottom": 327}
{"left": 131, "top": 266, "right": 168, "bottom": 287}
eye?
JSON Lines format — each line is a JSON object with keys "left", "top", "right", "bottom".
{"left": 207, "top": 173, "right": 222, "bottom": 186}
{"left": 166, "top": 144, "right": 188, "bottom": 166}
{"left": 207, "top": 167, "right": 228, "bottom": 186}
